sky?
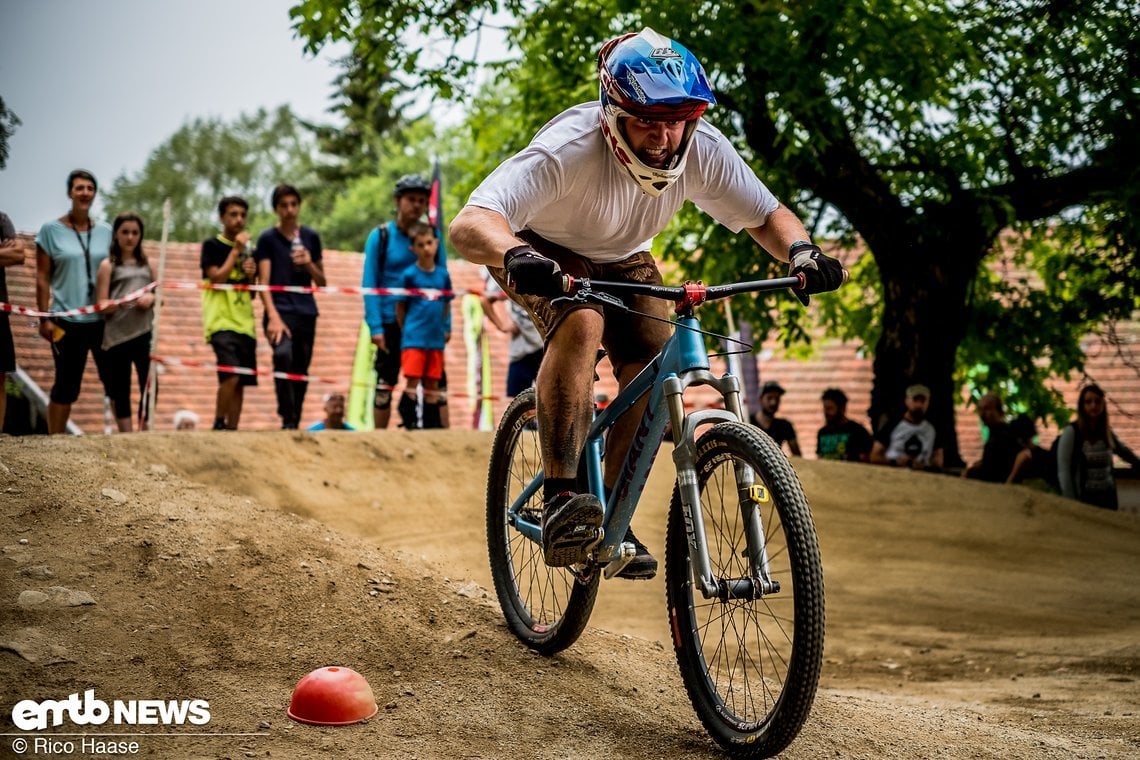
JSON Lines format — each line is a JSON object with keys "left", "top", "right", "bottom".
{"left": 0, "top": 0, "right": 349, "bottom": 233}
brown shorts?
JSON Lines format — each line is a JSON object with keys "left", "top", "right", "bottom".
{"left": 486, "top": 232, "right": 674, "bottom": 378}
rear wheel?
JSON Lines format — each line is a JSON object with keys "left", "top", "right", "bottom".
{"left": 665, "top": 422, "right": 824, "bottom": 757}
{"left": 486, "top": 389, "right": 599, "bottom": 655}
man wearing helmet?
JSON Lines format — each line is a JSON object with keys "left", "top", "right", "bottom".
{"left": 363, "top": 174, "right": 450, "bottom": 429}
{"left": 450, "top": 28, "right": 844, "bottom": 577}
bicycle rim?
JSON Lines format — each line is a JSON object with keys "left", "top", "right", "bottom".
{"left": 485, "top": 389, "right": 598, "bottom": 655}
{"left": 665, "top": 422, "right": 824, "bottom": 757}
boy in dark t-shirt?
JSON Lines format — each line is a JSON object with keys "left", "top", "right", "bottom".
{"left": 254, "top": 183, "right": 325, "bottom": 429}
{"left": 816, "top": 387, "right": 872, "bottom": 462}
{"left": 200, "top": 196, "right": 258, "bottom": 430}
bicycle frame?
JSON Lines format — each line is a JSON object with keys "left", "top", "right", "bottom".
{"left": 507, "top": 276, "right": 799, "bottom": 596}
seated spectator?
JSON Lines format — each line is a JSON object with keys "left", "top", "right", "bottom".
{"left": 870, "top": 383, "right": 944, "bottom": 470}
{"left": 816, "top": 388, "right": 872, "bottom": 462}
{"left": 962, "top": 393, "right": 1023, "bottom": 482}
{"left": 1056, "top": 384, "right": 1140, "bottom": 510}
{"left": 750, "top": 380, "right": 801, "bottom": 456}
{"left": 173, "top": 409, "right": 199, "bottom": 431}
{"left": 1006, "top": 414, "right": 1053, "bottom": 485}
{"left": 308, "top": 392, "right": 356, "bottom": 431}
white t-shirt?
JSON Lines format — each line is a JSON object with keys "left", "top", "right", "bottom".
{"left": 880, "top": 417, "right": 939, "bottom": 465}
{"left": 467, "top": 102, "right": 781, "bottom": 263}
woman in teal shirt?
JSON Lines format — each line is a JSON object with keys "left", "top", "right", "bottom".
{"left": 35, "top": 169, "right": 113, "bottom": 434}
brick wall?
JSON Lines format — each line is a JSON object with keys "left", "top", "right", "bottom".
{"left": 5, "top": 233, "right": 1138, "bottom": 466}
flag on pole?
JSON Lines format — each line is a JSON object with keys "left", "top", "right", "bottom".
{"left": 429, "top": 159, "right": 444, "bottom": 242}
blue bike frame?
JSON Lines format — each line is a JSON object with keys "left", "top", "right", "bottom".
{"left": 507, "top": 313, "right": 745, "bottom": 572}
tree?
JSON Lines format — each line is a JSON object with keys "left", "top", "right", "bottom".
{"left": 0, "top": 95, "right": 20, "bottom": 170}
{"left": 101, "top": 106, "right": 326, "bottom": 243}
{"left": 293, "top": 0, "right": 1140, "bottom": 463}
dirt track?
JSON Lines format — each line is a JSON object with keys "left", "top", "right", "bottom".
{"left": 2, "top": 430, "right": 1138, "bottom": 759}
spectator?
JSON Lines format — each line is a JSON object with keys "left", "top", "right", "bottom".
{"left": 256, "top": 184, "right": 325, "bottom": 429}
{"left": 1005, "top": 414, "right": 1053, "bottom": 485}
{"left": 95, "top": 212, "right": 156, "bottom": 432}
{"left": 962, "top": 393, "right": 1023, "bottom": 482}
{"left": 363, "top": 174, "right": 450, "bottom": 429}
{"left": 750, "top": 380, "right": 802, "bottom": 456}
{"left": 870, "top": 383, "right": 945, "bottom": 470}
{"left": 1056, "top": 384, "right": 1140, "bottom": 510}
{"left": 173, "top": 409, "right": 199, "bottom": 431}
{"left": 816, "top": 387, "right": 872, "bottom": 462}
{"left": 35, "top": 169, "right": 113, "bottom": 434}
{"left": 394, "top": 223, "right": 452, "bottom": 430}
{"left": 201, "top": 196, "right": 259, "bottom": 430}
{"left": 308, "top": 392, "right": 356, "bottom": 431}
{"left": 480, "top": 266, "right": 543, "bottom": 399}
{"left": 0, "top": 210, "right": 24, "bottom": 429}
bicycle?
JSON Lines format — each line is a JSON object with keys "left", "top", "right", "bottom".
{"left": 485, "top": 273, "right": 825, "bottom": 758}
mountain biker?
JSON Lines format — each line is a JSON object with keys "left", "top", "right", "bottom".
{"left": 449, "top": 27, "right": 844, "bottom": 578}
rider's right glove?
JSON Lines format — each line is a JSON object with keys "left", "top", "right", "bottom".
{"left": 504, "top": 244, "right": 564, "bottom": 297}
{"left": 788, "top": 242, "right": 845, "bottom": 306}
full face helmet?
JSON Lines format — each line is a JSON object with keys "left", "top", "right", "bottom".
{"left": 598, "top": 27, "right": 716, "bottom": 197}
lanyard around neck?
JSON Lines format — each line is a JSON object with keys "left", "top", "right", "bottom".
{"left": 69, "top": 214, "right": 96, "bottom": 299}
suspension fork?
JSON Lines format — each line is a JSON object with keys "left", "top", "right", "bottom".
{"left": 667, "top": 372, "right": 779, "bottom": 599}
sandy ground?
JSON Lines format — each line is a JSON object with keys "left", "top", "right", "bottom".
{"left": 1, "top": 430, "right": 1138, "bottom": 759}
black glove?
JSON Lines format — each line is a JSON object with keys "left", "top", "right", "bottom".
{"left": 788, "top": 242, "right": 845, "bottom": 306}
{"left": 505, "top": 244, "right": 564, "bottom": 297}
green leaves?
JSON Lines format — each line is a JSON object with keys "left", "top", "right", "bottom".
{"left": 101, "top": 106, "right": 321, "bottom": 243}
{"left": 285, "top": 0, "right": 1139, "bottom": 426}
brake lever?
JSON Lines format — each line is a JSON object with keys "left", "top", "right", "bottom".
{"left": 550, "top": 288, "right": 628, "bottom": 311}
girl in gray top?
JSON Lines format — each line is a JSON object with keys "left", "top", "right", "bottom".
{"left": 1057, "top": 384, "right": 1140, "bottom": 510}
{"left": 95, "top": 212, "right": 156, "bottom": 432}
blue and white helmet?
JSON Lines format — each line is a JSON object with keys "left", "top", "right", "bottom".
{"left": 598, "top": 28, "right": 716, "bottom": 197}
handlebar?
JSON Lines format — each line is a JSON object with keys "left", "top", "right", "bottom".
{"left": 560, "top": 273, "right": 807, "bottom": 314}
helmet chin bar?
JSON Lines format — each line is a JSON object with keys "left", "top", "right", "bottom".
{"left": 600, "top": 105, "right": 699, "bottom": 198}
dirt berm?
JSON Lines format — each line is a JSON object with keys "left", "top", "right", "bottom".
{"left": 1, "top": 431, "right": 1137, "bottom": 758}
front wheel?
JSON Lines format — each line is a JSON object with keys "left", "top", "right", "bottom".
{"left": 665, "top": 422, "right": 824, "bottom": 758}
{"left": 486, "top": 389, "right": 599, "bottom": 655}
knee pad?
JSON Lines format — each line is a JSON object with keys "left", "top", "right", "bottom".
{"left": 435, "top": 390, "right": 447, "bottom": 406}
{"left": 374, "top": 387, "right": 393, "bottom": 410}
{"left": 397, "top": 393, "right": 419, "bottom": 430}
{"left": 421, "top": 400, "right": 442, "bottom": 429}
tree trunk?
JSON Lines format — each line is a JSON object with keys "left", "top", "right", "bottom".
{"left": 868, "top": 235, "right": 984, "bottom": 469}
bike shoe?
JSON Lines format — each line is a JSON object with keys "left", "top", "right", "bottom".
{"left": 542, "top": 491, "right": 604, "bottom": 567}
{"left": 615, "top": 527, "right": 658, "bottom": 580}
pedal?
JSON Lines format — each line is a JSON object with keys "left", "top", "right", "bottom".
{"left": 544, "top": 526, "right": 604, "bottom": 568}
{"left": 602, "top": 541, "right": 638, "bottom": 580}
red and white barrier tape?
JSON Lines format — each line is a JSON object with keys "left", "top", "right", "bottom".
{"left": 163, "top": 281, "right": 488, "bottom": 298}
{"left": 154, "top": 355, "right": 504, "bottom": 400}
{"left": 2, "top": 280, "right": 506, "bottom": 318}
{"left": 2, "top": 282, "right": 158, "bottom": 319}
{"left": 152, "top": 355, "right": 343, "bottom": 385}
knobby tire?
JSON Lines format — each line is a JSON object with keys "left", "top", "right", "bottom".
{"left": 665, "top": 422, "right": 825, "bottom": 758}
{"left": 486, "top": 389, "right": 599, "bottom": 655}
